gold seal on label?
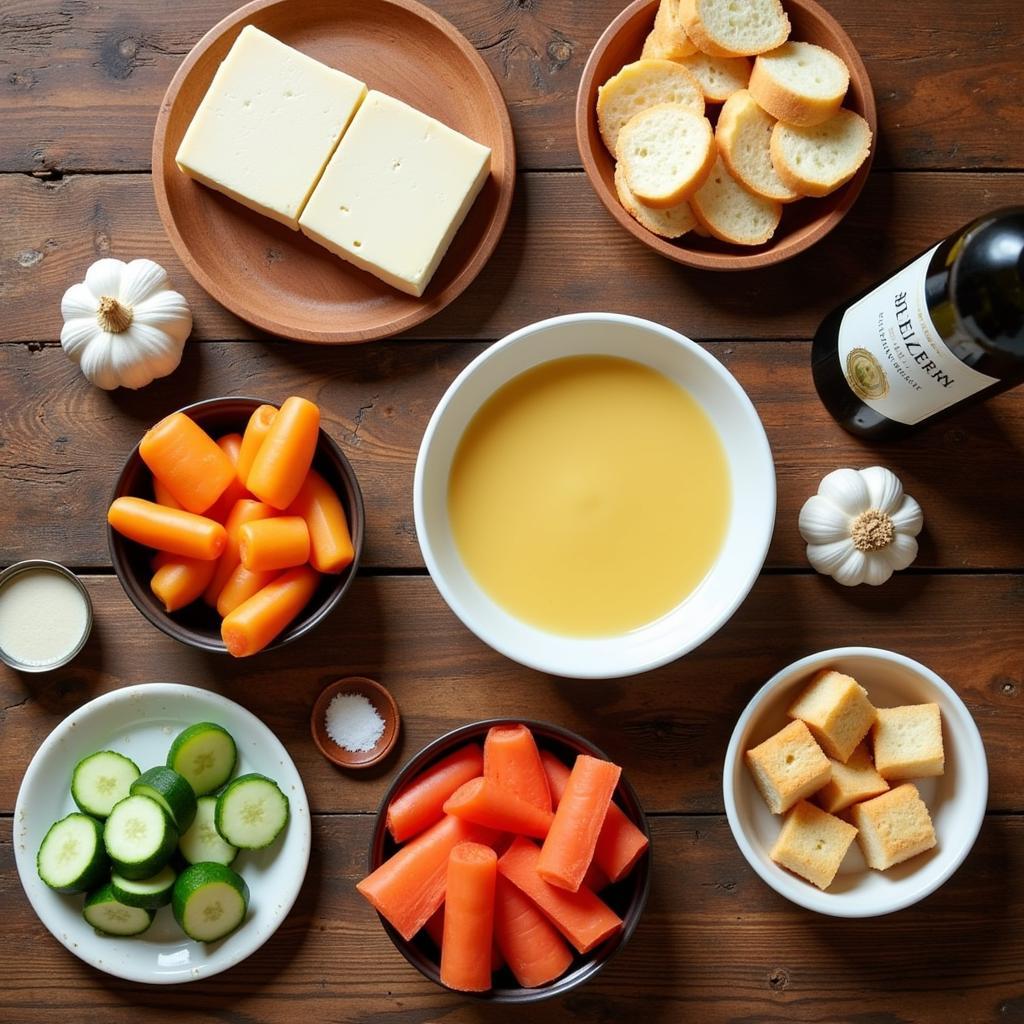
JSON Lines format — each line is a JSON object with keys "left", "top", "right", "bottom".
{"left": 845, "top": 348, "right": 889, "bottom": 401}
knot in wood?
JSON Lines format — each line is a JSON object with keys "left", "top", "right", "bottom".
{"left": 768, "top": 967, "right": 790, "bottom": 991}
{"left": 851, "top": 508, "right": 894, "bottom": 552}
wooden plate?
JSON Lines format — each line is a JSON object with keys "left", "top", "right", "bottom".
{"left": 576, "top": 0, "right": 877, "bottom": 271}
{"left": 153, "top": 0, "right": 515, "bottom": 343}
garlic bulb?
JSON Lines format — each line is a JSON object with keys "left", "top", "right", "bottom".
{"left": 60, "top": 258, "right": 192, "bottom": 390}
{"left": 799, "top": 467, "right": 923, "bottom": 587}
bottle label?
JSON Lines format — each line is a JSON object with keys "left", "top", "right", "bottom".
{"left": 837, "top": 243, "right": 998, "bottom": 425}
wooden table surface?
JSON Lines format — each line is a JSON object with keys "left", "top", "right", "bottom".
{"left": 2, "top": 1, "right": 1023, "bottom": 1021}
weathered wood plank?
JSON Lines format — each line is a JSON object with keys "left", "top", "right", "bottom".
{"left": 2, "top": 575, "right": 1021, "bottom": 815}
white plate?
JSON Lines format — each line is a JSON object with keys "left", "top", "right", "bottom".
{"left": 14, "top": 683, "right": 311, "bottom": 983}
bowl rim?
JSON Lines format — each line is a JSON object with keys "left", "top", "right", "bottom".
{"left": 366, "top": 716, "right": 653, "bottom": 1002}
{"left": 413, "top": 311, "right": 776, "bottom": 678}
{"left": 722, "top": 646, "right": 989, "bottom": 918}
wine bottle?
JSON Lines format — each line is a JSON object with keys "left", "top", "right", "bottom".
{"left": 811, "top": 207, "right": 1024, "bottom": 439}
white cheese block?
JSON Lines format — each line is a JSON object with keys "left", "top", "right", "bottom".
{"left": 298, "top": 90, "right": 491, "bottom": 297}
{"left": 175, "top": 25, "right": 367, "bottom": 230}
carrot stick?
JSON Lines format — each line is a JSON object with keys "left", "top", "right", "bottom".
{"left": 236, "top": 404, "right": 277, "bottom": 486}
{"left": 204, "top": 434, "right": 252, "bottom": 523}
{"left": 149, "top": 554, "right": 218, "bottom": 613}
{"left": 287, "top": 469, "right": 355, "bottom": 574}
{"left": 493, "top": 874, "right": 573, "bottom": 988}
{"left": 440, "top": 843, "right": 497, "bottom": 992}
{"left": 496, "top": 837, "right": 621, "bottom": 954}
{"left": 139, "top": 412, "right": 235, "bottom": 514}
{"left": 537, "top": 755, "right": 621, "bottom": 892}
{"left": 246, "top": 396, "right": 320, "bottom": 510}
{"left": 152, "top": 478, "right": 182, "bottom": 510}
{"left": 386, "top": 743, "right": 484, "bottom": 844}
{"left": 356, "top": 814, "right": 497, "bottom": 941}
{"left": 423, "top": 906, "right": 504, "bottom": 972}
{"left": 108, "top": 497, "right": 227, "bottom": 561}
{"left": 238, "top": 516, "right": 310, "bottom": 572}
{"left": 203, "top": 499, "right": 277, "bottom": 606}
{"left": 443, "top": 777, "right": 554, "bottom": 839}
{"left": 220, "top": 564, "right": 319, "bottom": 657}
{"left": 215, "top": 564, "right": 280, "bottom": 618}
{"left": 484, "top": 725, "right": 552, "bottom": 812}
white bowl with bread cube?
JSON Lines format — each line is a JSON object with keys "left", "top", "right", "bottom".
{"left": 723, "top": 647, "right": 987, "bottom": 917}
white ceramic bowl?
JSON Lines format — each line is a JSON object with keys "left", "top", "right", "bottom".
{"left": 724, "top": 647, "right": 988, "bottom": 917}
{"left": 414, "top": 313, "right": 776, "bottom": 678}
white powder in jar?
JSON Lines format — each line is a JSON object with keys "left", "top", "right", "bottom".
{"left": 325, "top": 692, "right": 386, "bottom": 752}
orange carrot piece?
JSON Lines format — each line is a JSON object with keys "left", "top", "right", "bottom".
{"left": 443, "top": 777, "right": 554, "bottom": 840}
{"left": 537, "top": 755, "right": 621, "bottom": 892}
{"left": 152, "top": 478, "right": 182, "bottom": 510}
{"left": 287, "top": 469, "right": 355, "bottom": 574}
{"left": 493, "top": 874, "right": 574, "bottom": 988}
{"left": 246, "top": 396, "right": 320, "bottom": 510}
{"left": 497, "top": 837, "right": 621, "bottom": 954}
{"left": 236, "top": 404, "right": 277, "bottom": 486}
{"left": 203, "top": 499, "right": 277, "bottom": 606}
{"left": 440, "top": 843, "right": 497, "bottom": 992}
{"left": 220, "top": 564, "right": 319, "bottom": 657}
{"left": 423, "top": 906, "right": 504, "bottom": 972}
{"left": 356, "top": 815, "right": 497, "bottom": 941}
{"left": 139, "top": 412, "right": 235, "bottom": 514}
{"left": 215, "top": 564, "right": 279, "bottom": 618}
{"left": 204, "top": 434, "right": 252, "bottom": 523}
{"left": 108, "top": 497, "right": 227, "bottom": 561}
{"left": 149, "top": 555, "right": 218, "bottom": 612}
{"left": 484, "top": 725, "right": 552, "bottom": 812}
{"left": 238, "top": 516, "right": 310, "bottom": 572}
{"left": 386, "top": 743, "right": 484, "bottom": 844}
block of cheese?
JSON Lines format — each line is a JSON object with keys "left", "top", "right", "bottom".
{"left": 176, "top": 25, "right": 367, "bottom": 230}
{"left": 298, "top": 90, "right": 491, "bottom": 297}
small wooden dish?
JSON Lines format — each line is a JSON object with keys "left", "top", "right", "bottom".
{"left": 575, "top": 0, "right": 877, "bottom": 271}
{"left": 311, "top": 677, "right": 400, "bottom": 769}
{"left": 152, "top": 0, "right": 515, "bottom": 343}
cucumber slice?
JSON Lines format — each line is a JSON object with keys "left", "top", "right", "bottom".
{"left": 179, "top": 796, "right": 237, "bottom": 866}
{"left": 110, "top": 864, "right": 177, "bottom": 909}
{"left": 71, "top": 750, "right": 141, "bottom": 818}
{"left": 215, "top": 773, "right": 290, "bottom": 850}
{"left": 167, "top": 723, "right": 237, "bottom": 797}
{"left": 172, "top": 863, "right": 249, "bottom": 942}
{"left": 103, "top": 794, "right": 178, "bottom": 880}
{"left": 37, "top": 813, "right": 109, "bottom": 893}
{"left": 84, "top": 883, "right": 155, "bottom": 937}
{"left": 130, "top": 766, "right": 197, "bottom": 832}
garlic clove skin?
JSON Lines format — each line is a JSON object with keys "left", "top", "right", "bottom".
{"left": 118, "top": 258, "right": 171, "bottom": 308}
{"left": 861, "top": 465, "right": 904, "bottom": 515}
{"left": 817, "top": 468, "right": 871, "bottom": 517}
{"left": 829, "top": 546, "right": 870, "bottom": 587}
{"left": 60, "top": 282, "right": 100, "bottom": 321}
{"left": 890, "top": 494, "right": 924, "bottom": 538}
{"left": 798, "top": 493, "right": 853, "bottom": 545}
{"left": 806, "top": 538, "right": 858, "bottom": 579}
{"left": 861, "top": 552, "right": 895, "bottom": 587}
{"left": 887, "top": 532, "right": 919, "bottom": 572}
{"left": 84, "top": 257, "right": 126, "bottom": 300}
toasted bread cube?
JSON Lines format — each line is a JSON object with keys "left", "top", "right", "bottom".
{"left": 872, "top": 703, "right": 944, "bottom": 780}
{"left": 816, "top": 742, "right": 890, "bottom": 814}
{"left": 787, "top": 669, "right": 876, "bottom": 763}
{"left": 745, "top": 719, "right": 831, "bottom": 814}
{"left": 851, "top": 783, "right": 937, "bottom": 870}
{"left": 770, "top": 799, "right": 858, "bottom": 890}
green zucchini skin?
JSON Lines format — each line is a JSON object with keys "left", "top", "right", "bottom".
{"left": 37, "top": 813, "right": 109, "bottom": 894}
{"left": 130, "top": 766, "right": 197, "bottom": 832}
{"left": 215, "top": 773, "right": 290, "bottom": 850}
{"left": 167, "top": 723, "right": 237, "bottom": 797}
{"left": 71, "top": 751, "right": 141, "bottom": 819}
{"left": 84, "top": 883, "right": 155, "bottom": 937}
{"left": 103, "top": 795, "right": 178, "bottom": 880}
{"left": 110, "top": 864, "right": 177, "bottom": 909}
{"left": 172, "top": 863, "right": 250, "bottom": 942}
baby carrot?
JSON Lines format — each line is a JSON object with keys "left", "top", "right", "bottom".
{"left": 238, "top": 516, "right": 310, "bottom": 572}
{"left": 386, "top": 743, "right": 484, "bottom": 844}
{"left": 152, "top": 478, "right": 182, "bottom": 510}
{"left": 484, "top": 725, "right": 552, "bottom": 812}
{"left": 204, "top": 434, "right": 252, "bottom": 523}
{"left": 220, "top": 564, "right": 319, "bottom": 657}
{"left": 150, "top": 554, "right": 218, "bottom": 613}
{"left": 537, "top": 755, "right": 621, "bottom": 892}
{"left": 139, "top": 412, "right": 235, "bottom": 514}
{"left": 440, "top": 843, "right": 497, "bottom": 993}
{"left": 423, "top": 906, "right": 504, "bottom": 972}
{"left": 215, "top": 564, "right": 279, "bottom": 618}
{"left": 493, "top": 874, "right": 573, "bottom": 988}
{"left": 246, "top": 396, "right": 320, "bottom": 510}
{"left": 443, "top": 777, "right": 554, "bottom": 840}
{"left": 236, "top": 404, "right": 277, "bottom": 486}
{"left": 108, "top": 496, "right": 227, "bottom": 561}
{"left": 287, "top": 469, "right": 355, "bottom": 574}
{"left": 203, "top": 499, "right": 277, "bottom": 606}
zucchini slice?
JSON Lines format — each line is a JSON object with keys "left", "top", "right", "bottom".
{"left": 167, "top": 723, "right": 237, "bottom": 797}
{"left": 130, "top": 766, "right": 197, "bottom": 832}
{"left": 103, "top": 794, "right": 178, "bottom": 880}
{"left": 37, "top": 813, "right": 109, "bottom": 894}
{"left": 71, "top": 750, "right": 141, "bottom": 818}
{"left": 110, "top": 864, "right": 177, "bottom": 909}
{"left": 179, "top": 796, "right": 237, "bottom": 866}
{"left": 84, "top": 883, "right": 155, "bottom": 937}
{"left": 172, "top": 862, "right": 249, "bottom": 942}
{"left": 215, "top": 773, "right": 290, "bottom": 850}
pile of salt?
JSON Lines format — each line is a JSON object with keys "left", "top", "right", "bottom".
{"left": 325, "top": 692, "right": 386, "bottom": 752}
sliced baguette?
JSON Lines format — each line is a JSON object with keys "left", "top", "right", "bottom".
{"left": 690, "top": 155, "right": 782, "bottom": 244}
{"left": 642, "top": 0, "right": 698, "bottom": 60}
{"left": 716, "top": 89, "right": 799, "bottom": 202}
{"left": 678, "top": 0, "right": 790, "bottom": 58}
{"left": 614, "top": 161, "right": 697, "bottom": 239}
{"left": 748, "top": 41, "right": 850, "bottom": 126}
{"left": 597, "top": 59, "right": 705, "bottom": 155}
{"left": 770, "top": 109, "right": 872, "bottom": 197}
{"left": 678, "top": 52, "right": 751, "bottom": 103}
{"left": 617, "top": 104, "right": 715, "bottom": 208}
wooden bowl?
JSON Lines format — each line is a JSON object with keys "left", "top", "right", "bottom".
{"left": 311, "top": 677, "right": 400, "bottom": 769}
{"left": 575, "top": 0, "right": 877, "bottom": 271}
{"left": 153, "top": 0, "right": 515, "bottom": 343}
{"left": 108, "top": 397, "right": 364, "bottom": 655}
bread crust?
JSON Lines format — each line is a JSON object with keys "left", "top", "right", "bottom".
{"left": 748, "top": 44, "right": 849, "bottom": 127}
{"left": 678, "top": 0, "right": 790, "bottom": 58}
{"left": 690, "top": 157, "right": 782, "bottom": 245}
{"left": 614, "top": 162, "right": 696, "bottom": 239}
{"left": 716, "top": 90, "right": 800, "bottom": 203}
{"left": 642, "top": 0, "right": 699, "bottom": 60}
{"left": 770, "top": 111, "right": 872, "bottom": 198}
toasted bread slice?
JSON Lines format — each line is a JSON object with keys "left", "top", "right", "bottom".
{"left": 678, "top": 0, "right": 790, "bottom": 58}
{"left": 614, "top": 161, "right": 697, "bottom": 239}
{"left": 690, "top": 155, "right": 782, "bottom": 244}
{"left": 770, "top": 109, "right": 872, "bottom": 197}
{"left": 749, "top": 41, "right": 850, "bottom": 126}
{"left": 642, "top": 0, "right": 698, "bottom": 60}
{"left": 617, "top": 104, "right": 715, "bottom": 208}
{"left": 597, "top": 59, "right": 705, "bottom": 155}
{"left": 717, "top": 90, "right": 799, "bottom": 202}
{"left": 677, "top": 52, "right": 751, "bottom": 103}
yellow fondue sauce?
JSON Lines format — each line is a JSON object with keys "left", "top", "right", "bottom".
{"left": 447, "top": 355, "right": 731, "bottom": 637}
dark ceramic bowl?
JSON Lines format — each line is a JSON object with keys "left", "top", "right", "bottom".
{"left": 368, "top": 718, "right": 652, "bottom": 1002}
{"left": 108, "top": 396, "right": 364, "bottom": 654}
